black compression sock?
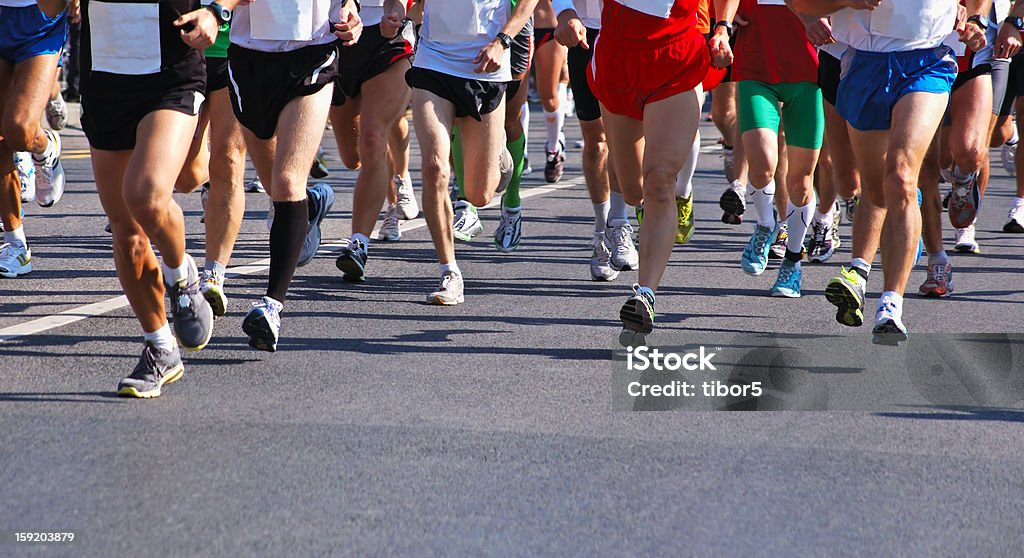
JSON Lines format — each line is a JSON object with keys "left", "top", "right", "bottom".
{"left": 267, "top": 199, "right": 308, "bottom": 303}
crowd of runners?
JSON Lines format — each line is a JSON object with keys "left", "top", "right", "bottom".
{"left": 1, "top": 0, "right": 1020, "bottom": 397}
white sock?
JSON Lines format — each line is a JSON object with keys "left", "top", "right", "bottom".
{"left": 544, "top": 84, "right": 567, "bottom": 152}
{"left": 1012, "top": 196, "right": 1024, "bottom": 208}
{"left": 594, "top": 200, "right": 610, "bottom": 233}
{"left": 675, "top": 130, "right": 700, "bottom": 199}
{"left": 851, "top": 258, "right": 872, "bottom": 276}
{"left": 32, "top": 132, "right": 56, "bottom": 162}
{"left": 813, "top": 203, "right": 834, "bottom": 226}
{"left": 350, "top": 233, "right": 370, "bottom": 249}
{"left": 519, "top": 103, "right": 530, "bottom": 152}
{"left": 4, "top": 225, "right": 27, "bottom": 247}
{"left": 142, "top": 323, "right": 176, "bottom": 353}
{"left": 952, "top": 165, "right": 977, "bottom": 183}
{"left": 440, "top": 262, "right": 461, "bottom": 276}
{"left": 161, "top": 256, "right": 189, "bottom": 287}
{"left": 1010, "top": 127, "right": 1019, "bottom": 145}
{"left": 752, "top": 181, "right": 777, "bottom": 228}
{"left": 927, "top": 250, "right": 949, "bottom": 266}
{"left": 878, "top": 291, "right": 903, "bottom": 312}
{"left": 785, "top": 200, "right": 813, "bottom": 254}
{"left": 609, "top": 190, "right": 630, "bottom": 224}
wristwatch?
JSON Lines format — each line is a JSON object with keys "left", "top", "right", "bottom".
{"left": 1006, "top": 16, "right": 1024, "bottom": 32}
{"left": 496, "top": 32, "right": 512, "bottom": 49}
{"left": 714, "top": 20, "right": 734, "bottom": 38}
{"left": 967, "top": 15, "right": 988, "bottom": 31}
{"left": 205, "top": 1, "right": 231, "bottom": 25}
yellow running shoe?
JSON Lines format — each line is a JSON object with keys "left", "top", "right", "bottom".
{"left": 676, "top": 195, "right": 694, "bottom": 244}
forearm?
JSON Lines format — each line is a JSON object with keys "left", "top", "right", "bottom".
{"left": 964, "top": 0, "right": 992, "bottom": 18}
{"left": 385, "top": 0, "right": 410, "bottom": 20}
{"left": 502, "top": 0, "right": 541, "bottom": 37}
{"left": 713, "top": 0, "right": 740, "bottom": 24}
{"left": 790, "top": 0, "right": 852, "bottom": 17}
{"left": 552, "top": 0, "right": 575, "bottom": 19}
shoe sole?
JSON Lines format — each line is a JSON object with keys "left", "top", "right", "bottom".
{"left": 335, "top": 255, "right": 367, "bottom": 282}
{"left": 377, "top": 233, "right": 401, "bottom": 242}
{"left": 591, "top": 268, "right": 620, "bottom": 282}
{"left": 872, "top": 322, "right": 908, "bottom": 346}
{"left": 824, "top": 280, "right": 864, "bottom": 327}
{"left": 242, "top": 313, "right": 278, "bottom": 352}
{"left": 809, "top": 246, "right": 836, "bottom": 264}
{"left": 619, "top": 299, "right": 653, "bottom": 335}
{"left": 719, "top": 190, "right": 746, "bottom": 216}
{"left": 0, "top": 263, "right": 32, "bottom": 278}
{"left": 721, "top": 212, "right": 742, "bottom": 225}
{"left": 1003, "top": 222, "right": 1024, "bottom": 233}
{"left": 953, "top": 245, "right": 980, "bottom": 254}
{"left": 918, "top": 288, "right": 952, "bottom": 298}
{"left": 771, "top": 290, "right": 801, "bottom": 298}
{"left": 117, "top": 365, "right": 184, "bottom": 399}
{"left": 428, "top": 294, "right": 464, "bottom": 305}
{"left": 453, "top": 224, "right": 483, "bottom": 243}
{"left": 202, "top": 287, "right": 228, "bottom": 317}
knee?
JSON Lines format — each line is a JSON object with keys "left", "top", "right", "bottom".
{"left": 749, "top": 168, "right": 775, "bottom": 188}
{"left": 541, "top": 96, "right": 559, "bottom": 113}
{"left": 1, "top": 118, "right": 36, "bottom": 152}
{"left": 642, "top": 165, "right": 679, "bottom": 204}
{"left": 951, "top": 143, "right": 984, "bottom": 171}
{"left": 583, "top": 138, "right": 607, "bottom": 162}
{"left": 358, "top": 127, "right": 389, "bottom": 161}
{"left": 465, "top": 190, "right": 492, "bottom": 208}
{"left": 421, "top": 157, "right": 449, "bottom": 186}
{"left": 122, "top": 187, "right": 167, "bottom": 223}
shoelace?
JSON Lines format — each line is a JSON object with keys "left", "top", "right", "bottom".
{"left": 383, "top": 208, "right": 399, "bottom": 230}
{"left": 753, "top": 227, "right": 772, "bottom": 254}
{"left": 927, "top": 264, "right": 948, "bottom": 285}
{"left": 613, "top": 225, "right": 632, "bottom": 248}
{"left": 777, "top": 263, "right": 797, "bottom": 283}
{"left": 812, "top": 222, "right": 827, "bottom": 245}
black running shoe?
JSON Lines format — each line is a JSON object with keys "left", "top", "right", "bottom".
{"left": 719, "top": 186, "right": 745, "bottom": 225}
{"left": 310, "top": 147, "right": 329, "bottom": 179}
{"left": 335, "top": 238, "right": 368, "bottom": 282}
{"left": 117, "top": 342, "right": 184, "bottom": 398}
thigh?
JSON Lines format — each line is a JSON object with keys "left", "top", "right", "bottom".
{"left": 272, "top": 85, "right": 334, "bottom": 200}
{"left": 208, "top": 88, "right": 246, "bottom": 175}
{"left": 91, "top": 148, "right": 135, "bottom": 225}
{"left": 458, "top": 95, "right": 506, "bottom": 199}
{"left": 125, "top": 109, "right": 200, "bottom": 202}
{"left": 600, "top": 105, "right": 645, "bottom": 203}
{"left": 329, "top": 100, "right": 362, "bottom": 168}
{"left": 359, "top": 60, "right": 412, "bottom": 138}
{"left": 889, "top": 91, "right": 950, "bottom": 178}
{"left": 642, "top": 86, "right": 701, "bottom": 180}
{"left": 5, "top": 53, "right": 58, "bottom": 129}
{"left": 534, "top": 39, "right": 567, "bottom": 100}
{"left": 411, "top": 88, "right": 456, "bottom": 175}
{"left": 949, "top": 74, "right": 993, "bottom": 151}
{"left": 848, "top": 128, "right": 890, "bottom": 207}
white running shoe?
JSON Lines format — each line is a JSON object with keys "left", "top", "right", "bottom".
{"left": 33, "top": 129, "right": 65, "bottom": 207}
{"left": 14, "top": 152, "right": 35, "bottom": 203}
{"left": 0, "top": 242, "right": 32, "bottom": 278}
{"left": 872, "top": 300, "right": 908, "bottom": 345}
{"left": 590, "top": 232, "right": 619, "bottom": 281}
{"left": 1002, "top": 141, "right": 1017, "bottom": 177}
{"left": 45, "top": 92, "right": 68, "bottom": 131}
{"left": 1005, "top": 203, "right": 1024, "bottom": 233}
{"left": 394, "top": 175, "right": 419, "bottom": 220}
{"left": 427, "top": 270, "right": 464, "bottom": 305}
{"left": 245, "top": 177, "right": 266, "bottom": 193}
{"left": 378, "top": 204, "right": 402, "bottom": 242}
{"left": 493, "top": 204, "right": 522, "bottom": 252}
{"left": 452, "top": 200, "right": 482, "bottom": 242}
{"left": 607, "top": 221, "right": 639, "bottom": 271}
{"left": 954, "top": 224, "right": 980, "bottom": 254}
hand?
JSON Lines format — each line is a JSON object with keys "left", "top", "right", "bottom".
{"left": 474, "top": 39, "right": 505, "bottom": 73}
{"left": 803, "top": 17, "right": 835, "bottom": 47}
{"left": 175, "top": 8, "right": 219, "bottom": 49}
{"left": 555, "top": 11, "right": 587, "bottom": 49}
{"left": 955, "top": 4, "right": 967, "bottom": 31}
{"left": 68, "top": 0, "right": 80, "bottom": 24}
{"left": 709, "top": 26, "right": 733, "bottom": 68}
{"left": 380, "top": 12, "right": 403, "bottom": 39}
{"left": 996, "top": 22, "right": 1023, "bottom": 59}
{"left": 959, "top": 18, "right": 988, "bottom": 52}
{"left": 333, "top": 3, "right": 363, "bottom": 46}
{"left": 844, "top": 0, "right": 881, "bottom": 9}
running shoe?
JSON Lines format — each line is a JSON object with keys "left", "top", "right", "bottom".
{"left": 243, "top": 296, "right": 282, "bottom": 352}
{"left": 607, "top": 221, "right": 639, "bottom": 271}
{"left": 245, "top": 177, "right": 266, "bottom": 193}
{"left": 807, "top": 219, "right": 835, "bottom": 263}
{"left": 14, "top": 152, "right": 35, "bottom": 203}
{"left": 722, "top": 145, "right": 735, "bottom": 183}
{"left": 619, "top": 283, "right": 655, "bottom": 335}
{"left": 200, "top": 183, "right": 209, "bottom": 224}
{"left": 544, "top": 140, "right": 565, "bottom": 183}
{"left": 941, "top": 189, "right": 951, "bottom": 211}
{"left": 494, "top": 204, "right": 522, "bottom": 252}
{"left": 844, "top": 196, "right": 859, "bottom": 223}
{"left": 831, "top": 201, "right": 842, "bottom": 250}
{"left": 719, "top": 181, "right": 746, "bottom": 225}
{"left": 116, "top": 342, "right": 184, "bottom": 399}
{"left": 948, "top": 172, "right": 981, "bottom": 229}
{"left": 825, "top": 267, "right": 866, "bottom": 327}
{"left": 309, "top": 146, "right": 329, "bottom": 179}
{"left": 452, "top": 200, "right": 482, "bottom": 242}
{"left": 497, "top": 146, "right": 514, "bottom": 194}
{"left": 336, "top": 237, "right": 368, "bottom": 282}
{"left": 522, "top": 154, "right": 533, "bottom": 176}
{"left": 918, "top": 262, "right": 954, "bottom": 298}
{"left": 953, "top": 224, "right": 980, "bottom": 254}
{"left": 590, "top": 232, "right": 619, "bottom": 281}
{"left": 378, "top": 204, "right": 402, "bottom": 242}
{"left": 200, "top": 268, "right": 228, "bottom": 317}
{"left": 394, "top": 175, "right": 419, "bottom": 220}
{"left": 0, "top": 242, "right": 32, "bottom": 278}
{"left": 676, "top": 195, "right": 694, "bottom": 244}
{"left": 33, "top": 129, "right": 65, "bottom": 207}
{"left": 1003, "top": 203, "right": 1024, "bottom": 233}
{"left": 741, "top": 223, "right": 778, "bottom": 276}
{"left": 45, "top": 91, "right": 68, "bottom": 131}
{"left": 104, "top": 221, "right": 111, "bottom": 234}
{"left": 769, "top": 223, "right": 788, "bottom": 260}
{"left": 1002, "top": 140, "right": 1017, "bottom": 177}
{"left": 298, "top": 183, "right": 335, "bottom": 267}
{"left": 872, "top": 300, "right": 908, "bottom": 346}
{"left": 427, "top": 270, "right": 464, "bottom": 305}
{"left": 770, "top": 259, "right": 802, "bottom": 298}
{"left": 167, "top": 254, "right": 214, "bottom": 351}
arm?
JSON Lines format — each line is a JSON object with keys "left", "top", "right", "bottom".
{"left": 474, "top": 0, "right": 542, "bottom": 73}
{"left": 996, "top": 0, "right": 1024, "bottom": 58}
{"left": 381, "top": 0, "right": 412, "bottom": 38}
{"left": 959, "top": 0, "right": 992, "bottom": 51}
{"left": 709, "top": 0, "right": 740, "bottom": 68}
{"left": 554, "top": 5, "right": 589, "bottom": 49}
{"left": 786, "top": 0, "right": 835, "bottom": 46}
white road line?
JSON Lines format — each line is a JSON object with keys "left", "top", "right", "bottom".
{"left": 0, "top": 177, "right": 584, "bottom": 343}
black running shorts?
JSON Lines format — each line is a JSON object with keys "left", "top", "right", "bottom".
{"left": 406, "top": 67, "right": 506, "bottom": 121}
{"left": 818, "top": 49, "right": 841, "bottom": 107}
{"left": 567, "top": 27, "right": 600, "bottom": 122}
{"left": 82, "top": 80, "right": 205, "bottom": 151}
{"left": 227, "top": 42, "right": 339, "bottom": 140}
{"left": 205, "top": 56, "right": 229, "bottom": 95}
{"left": 331, "top": 22, "right": 414, "bottom": 106}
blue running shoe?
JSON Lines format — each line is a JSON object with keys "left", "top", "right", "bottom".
{"left": 741, "top": 223, "right": 778, "bottom": 276}
{"left": 243, "top": 296, "right": 282, "bottom": 352}
{"left": 298, "top": 183, "right": 335, "bottom": 267}
{"left": 771, "top": 259, "right": 802, "bottom": 298}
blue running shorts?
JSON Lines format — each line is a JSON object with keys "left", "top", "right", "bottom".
{"left": 837, "top": 46, "right": 957, "bottom": 132}
{"left": 0, "top": 5, "right": 67, "bottom": 64}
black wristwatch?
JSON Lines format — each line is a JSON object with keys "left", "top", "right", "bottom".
{"left": 496, "top": 32, "right": 512, "bottom": 49}
{"left": 967, "top": 15, "right": 988, "bottom": 31}
{"left": 205, "top": 1, "right": 231, "bottom": 25}
{"left": 714, "top": 20, "right": 734, "bottom": 38}
{"left": 1006, "top": 16, "right": 1024, "bottom": 32}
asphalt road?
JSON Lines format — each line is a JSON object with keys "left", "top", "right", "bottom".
{"left": 1, "top": 101, "right": 1022, "bottom": 557}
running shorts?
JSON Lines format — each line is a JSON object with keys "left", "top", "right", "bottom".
{"left": 331, "top": 22, "right": 414, "bottom": 107}
{"left": 406, "top": 67, "right": 506, "bottom": 121}
{"left": 227, "top": 42, "right": 339, "bottom": 140}
{"left": 818, "top": 50, "right": 841, "bottom": 107}
{"left": 82, "top": 82, "right": 205, "bottom": 151}
{"left": 506, "top": 18, "right": 534, "bottom": 99}
{"left": 0, "top": 4, "right": 67, "bottom": 64}
{"left": 206, "top": 56, "right": 229, "bottom": 95}
{"left": 567, "top": 27, "right": 601, "bottom": 122}
{"left": 589, "top": 28, "right": 710, "bottom": 120}
{"left": 837, "top": 47, "right": 957, "bottom": 132}
{"left": 1000, "top": 52, "right": 1024, "bottom": 116}
{"left": 534, "top": 27, "right": 555, "bottom": 50}
{"left": 738, "top": 81, "right": 823, "bottom": 150}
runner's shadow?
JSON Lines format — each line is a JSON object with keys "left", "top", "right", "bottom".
{"left": 0, "top": 391, "right": 123, "bottom": 404}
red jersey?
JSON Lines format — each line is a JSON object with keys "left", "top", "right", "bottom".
{"left": 733, "top": 0, "right": 818, "bottom": 84}
{"left": 600, "top": 0, "right": 699, "bottom": 46}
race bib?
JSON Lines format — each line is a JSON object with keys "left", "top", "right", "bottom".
{"left": 616, "top": 0, "right": 674, "bottom": 19}
{"left": 362, "top": 0, "right": 385, "bottom": 5}
{"left": 88, "top": 1, "right": 161, "bottom": 75}
{"left": 869, "top": 0, "right": 955, "bottom": 42}
{"left": 249, "top": 0, "right": 314, "bottom": 41}
{"left": 428, "top": 0, "right": 505, "bottom": 42}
